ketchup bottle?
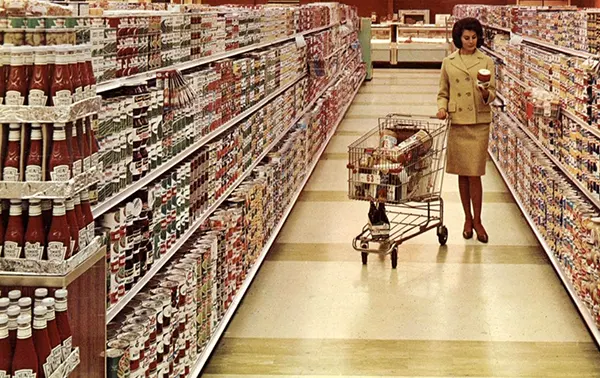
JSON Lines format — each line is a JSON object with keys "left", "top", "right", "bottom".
{"left": 0, "top": 205, "right": 5, "bottom": 257}
{"left": 8, "top": 291, "right": 20, "bottom": 308}
{"left": 0, "top": 47, "right": 7, "bottom": 105}
{"left": 11, "top": 314, "right": 38, "bottom": 378}
{"left": 17, "top": 297, "right": 31, "bottom": 317}
{"left": 76, "top": 47, "right": 90, "bottom": 100}
{"left": 34, "top": 288, "right": 48, "bottom": 309}
{"left": 50, "top": 46, "right": 73, "bottom": 107}
{"left": 4, "top": 200, "right": 24, "bottom": 259}
{"left": 0, "top": 314, "right": 12, "bottom": 377}
{"left": 5, "top": 46, "right": 27, "bottom": 106}
{"left": 70, "top": 122, "right": 83, "bottom": 178}
{"left": 65, "top": 198, "right": 79, "bottom": 255}
{"left": 79, "top": 119, "right": 91, "bottom": 173}
{"left": 42, "top": 298, "right": 62, "bottom": 370}
{"left": 32, "top": 306, "right": 52, "bottom": 378}
{"left": 25, "top": 123, "right": 44, "bottom": 182}
{"left": 28, "top": 47, "right": 50, "bottom": 106}
{"left": 54, "top": 289, "right": 72, "bottom": 361}
{"left": 0, "top": 298, "right": 9, "bottom": 317}
{"left": 80, "top": 190, "right": 94, "bottom": 247}
{"left": 86, "top": 116, "right": 100, "bottom": 171}
{"left": 3, "top": 123, "right": 21, "bottom": 182}
{"left": 24, "top": 199, "right": 46, "bottom": 261}
{"left": 7, "top": 305, "right": 19, "bottom": 351}
{"left": 68, "top": 47, "right": 82, "bottom": 103}
{"left": 47, "top": 200, "right": 71, "bottom": 262}
{"left": 48, "top": 123, "right": 73, "bottom": 182}
{"left": 73, "top": 195, "right": 87, "bottom": 250}
{"left": 84, "top": 46, "right": 96, "bottom": 96}
{"left": 41, "top": 200, "right": 52, "bottom": 234}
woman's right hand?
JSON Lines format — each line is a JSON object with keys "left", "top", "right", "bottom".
{"left": 436, "top": 109, "right": 447, "bottom": 120}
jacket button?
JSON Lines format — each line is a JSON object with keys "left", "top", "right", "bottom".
{"left": 459, "top": 107, "right": 463, "bottom": 112}
{"left": 458, "top": 93, "right": 462, "bottom": 97}
{"left": 466, "top": 92, "right": 471, "bottom": 97}
{"left": 465, "top": 77, "right": 471, "bottom": 82}
{"left": 468, "top": 106, "right": 473, "bottom": 111}
{"left": 456, "top": 79, "right": 460, "bottom": 83}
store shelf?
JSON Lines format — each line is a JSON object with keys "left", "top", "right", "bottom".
{"left": 0, "top": 243, "right": 106, "bottom": 287}
{"left": 562, "top": 108, "right": 600, "bottom": 139}
{"left": 92, "top": 73, "right": 306, "bottom": 219}
{"left": 488, "top": 151, "right": 600, "bottom": 345}
{"left": 503, "top": 111, "right": 600, "bottom": 210}
{"left": 519, "top": 35, "right": 596, "bottom": 59}
{"left": 482, "top": 23, "right": 511, "bottom": 33}
{"left": 481, "top": 46, "right": 505, "bottom": 63}
{"left": 106, "top": 67, "right": 353, "bottom": 323}
{"left": 504, "top": 70, "right": 527, "bottom": 88}
{"left": 0, "top": 96, "right": 100, "bottom": 123}
{"left": 188, "top": 72, "right": 366, "bottom": 378}
{"left": 96, "top": 23, "right": 336, "bottom": 94}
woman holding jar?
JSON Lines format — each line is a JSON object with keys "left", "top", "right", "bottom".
{"left": 437, "top": 17, "right": 496, "bottom": 243}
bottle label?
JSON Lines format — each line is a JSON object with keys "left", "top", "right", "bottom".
{"left": 25, "top": 165, "right": 43, "bottom": 182}
{"left": 72, "top": 159, "right": 82, "bottom": 176}
{"left": 24, "top": 241, "right": 44, "bottom": 260}
{"left": 83, "top": 156, "right": 91, "bottom": 172}
{"left": 4, "top": 241, "right": 21, "bottom": 259}
{"left": 62, "top": 336, "right": 72, "bottom": 361}
{"left": 47, "top": 241, "right": 67, "bottom": 262}
{"left": 51, "top": 345, "right": 63, "bottom": 371}
{"left": 87, "top": 223, "right": 95, "bottom": 245}
{"left": 0, "top": 371, "right": 9, "bottom": 378}
{"left": 43, "top": 360, "right": 52, "bottom": 378}
{"left": 28, "top": 89, "right": 47, "bottom": 106}
{"left": 53, "top": 90, "right": 72, "bottom": 106}
{"left": 13, "top": 370, "right": 35, "bottom": 378}
{"left": 74, "top": 87, "right": 83, "bottom": 103}
{"left": 79, "top": 228, "right": 88, "bottom": 249}
{"left": 5, "top": 90, "right": 25, "bottom": 106}
{"left": 50, "top": 165, "right": 71, "bottom": 181}
{"left": 3, "top": 167, "right": 19, "bottom": 181}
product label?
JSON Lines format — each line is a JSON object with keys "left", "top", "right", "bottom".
{"left": 47, "top": 241, "right": 67, "bottom": 262}
{"left": 5, "top": 90, "right": 25, "bottom": 106}
{"left": 50, "top": 165, "right": 71, "bottom": 181}
{"left": 28, "top": 89, "right": 47, "bottom": 106}
{"left": 43, "top": 360, "right": 52, "bottom": 378}
{"left": 91, "top": 152, "right": 99, "bottom": 171}
{"left": 52, "top": 90, "right": 72, "bottom": 106}
{"left": 51, "top": 345, "right": 63, "bottom": 371}
{"left": 72, "top": 159, "right": 82, "bottom": 176}
{"left": 13, "top": 370, "right": 35, "bottom": 378}
{"left": 62, "top": 336, "right": 72, "bottom": 361}
{"left": 25, "top": 165, "right": 42, "bottom": 182}
{"left": 83, "top": 156, "right": 91, "bottom": 172}
{"left": 87, "top": 223, "right": 95, "bottom": 245}
{"left": 4, "top": 241, "right": 21, "bottom": 259}
{"left": 74, "top": 87, "right": 83, "bottom": 103}
{"left": 3, "top": 167, "right": 19, "bottom": 181}
{"left": 0, "top": 370, "right": 10, "bottom": 378}
{"left": 24, "top": 241, "right": 44, "bottom": 260}
{"left": 79, "top": 228, "right": 88, "bottom": 249}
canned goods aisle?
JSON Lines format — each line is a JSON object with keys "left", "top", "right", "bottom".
{"left": 201, "top": 69, "right": 600, "bottom": 377}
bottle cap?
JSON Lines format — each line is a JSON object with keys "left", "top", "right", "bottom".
{"left": 0, "top": 298, "right": 9, "bottom": 308}
{"left": 42, "top": 297, "right": 55, "bottom": 308}
{"left": 9, "top": 199, "right": 21, "bottom": 206}
{"left": 55, "top": 289, "right": 68, "bottom": 299}
{"left": 34, "top": 306, "right": 47, "bottom": 317}
{"left": 17, "top": 314, "right": 31, "bottom": 325}
{"left": 8, "top": 290, "right": 21, "bottom": 300}
{"left": 0, "top": 314, "right": 8, "bottom": 325}
{"left": 7, "top": 305, "right": 20, "bottom": 317}
{"left": 18, "top": 297, "right": 31, "bottom": 308}
{"left": 29, "top": 199, "right": 41, "bottom": 205}
{"left": 35, "top": 288, "right": 48, "bottom": 298}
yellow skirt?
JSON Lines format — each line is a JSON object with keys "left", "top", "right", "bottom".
{"left": 445, "top": 123, "right": 490, "bottom": 176}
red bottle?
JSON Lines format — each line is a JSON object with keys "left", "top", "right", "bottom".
{"left": 17, "top": 297, "right": 31, "bottom": 317}
{"left": 50, "top": 46, "right": 73, "bottom": 107}
{"left": 41, "top": 200, "right": 52, "bottom": 234}
{"left": 86, "top": 116, "right": 100, "bottom": 170}
{"left": 8, "top": 291, "right": 20, "bottom": 308}
{"left": 76, "top": 47, "right": 90, "bottom": 99}
{"left": 11, "top": 314, "right": 38, "bottom": 378}
{"left": 84, "top": 46, "right": 96, "bottom": 96}
{"left": 73, "top": 195, "right": 86, "bottom": 250}
{"left": 70, "top": 123, "right": 82, "bottom": 178}
{"left": 32, "top": 306, "right": 52, "bottom": 378}
{"left": 79, "top": 119, "right": 91, "bottom": 173}
{"left": 65, "top": 198, "right": 79, "bottom": 255}
{"left": 47, "top": 200, "right": 71, "bottom": 262}
{"left": 68, "top": 47, "right": 82, "bottom": 103}
{"left": 48, "top": 123, "right": 73, "bottom": 182}
{"left": 0, "top": 205, "right": 5, "bottom": 257}
{"left": 0, "top": 47, "right": 8, "bottom": 105}
{"left": 34, "top": 288, "right": 48, "bottom": 309}
{"left": 24, "top": 199, "right": 45, "bottom": 261}
{"left": 25, "top": 123, "right": 44, "bottom": 182}
{"left": 54, "top": 289, "right": 72, "bottom": 361}
{"left": 3, "top": 123, "right": 21, "bottom": 182}
{"left": 6, "top": 305, "right": 19, "bottom": 352}
{"left": 0, "top": 298, "right": 9, "bottom": 317}
{"left": 5, "top": 47, "right": 28, "bottom": 106}
{"left": 0, "top": 314, "right": 12, "bottom": 377}
{"left": 28, "top": 48, "right": 50, "bottom": 106}
{"left": 4, "top": 200, "right": 24, "bottom": 259}
{"left": 80, "top": 190, "right": 94, "bottom": 247}
{"left": 42, "top": 298, "right": 62, "bottom": 370}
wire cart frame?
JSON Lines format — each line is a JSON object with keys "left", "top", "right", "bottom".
{"left": 347, "top": 114, "right": 449, "bottom": 268}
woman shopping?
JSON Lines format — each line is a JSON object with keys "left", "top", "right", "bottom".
{"left": 436, "top": 17, "right": 496, "bottom": 243}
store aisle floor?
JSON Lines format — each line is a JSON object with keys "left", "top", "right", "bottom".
{"left": 202, "top": 69, "right": 600, "bottom": 377}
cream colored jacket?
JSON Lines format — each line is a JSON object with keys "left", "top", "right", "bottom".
{"left": 437, "top": 49, "right": 496, "bottom": 125}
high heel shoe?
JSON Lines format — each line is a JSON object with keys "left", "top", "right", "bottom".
{"left": 463, "top": 222, "right": 473, "bottom": 240}
{"left": 474, "top": 224, "right": 488, "bottom": 244}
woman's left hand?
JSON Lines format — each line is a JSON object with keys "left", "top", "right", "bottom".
{"left": 478, "top": 85, "right": 489, "bottom": 101}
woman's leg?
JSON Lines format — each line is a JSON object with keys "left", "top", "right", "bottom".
{"left": 468, "top": 176, "right": 488, "bottom": 242}
{"left": 458, "top": 175, "right": 473, "bottom": 236}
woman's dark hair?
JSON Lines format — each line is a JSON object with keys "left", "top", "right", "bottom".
{"left": 452, "top": 17, "right": 484, "bottom": 49}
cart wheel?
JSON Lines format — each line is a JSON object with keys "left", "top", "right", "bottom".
{"left": 361, "top": 252, "right": 368, "bottom": 265}
{"left": 437, "top": 226, "right": 448, "bottom": 246}
{"left": 391, "top": 248, "right": 398, "bottom": 269}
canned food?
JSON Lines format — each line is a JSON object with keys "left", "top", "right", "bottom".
{"left": 4, "top": 30, "right": 25, "bottom": 46}
{"left": 118, "top": 332, "right": 142, "bottom": 371}
{"left": 106, "top": 348, "right": 128, "bottom": 378}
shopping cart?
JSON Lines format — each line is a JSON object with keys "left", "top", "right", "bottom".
{"left": 347, "top": 114, "right": 449, "bottom": 268}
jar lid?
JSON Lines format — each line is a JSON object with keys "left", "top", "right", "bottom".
{"left": 17, "top": 314, "right": 31, "bottom": 325}
{"left": 7, "top": 305, "right": 20, "bottom": 317}
{"left": 18, "top": 297, "right": 31, "bottom": 307}
{"left": 0, "top": 314, "right": 8, "bottom": 325}
{"left": 34, "top": 306, "right": 47, "bottom": 317}
{"left": 55, "top": 289, "right": 68, "bottom": 299}
{"left": 8, "top": 290, "right": 21, "bottom": 300}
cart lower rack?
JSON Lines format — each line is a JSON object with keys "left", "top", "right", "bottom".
{"left": 347, "top": 114, "right": 449, "bottom": 268}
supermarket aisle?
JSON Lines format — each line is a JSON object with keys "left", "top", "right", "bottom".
{"left": 202, "top": 69, "right": 600, "bottom": 377}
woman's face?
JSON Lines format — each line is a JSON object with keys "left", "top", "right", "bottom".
{"left": 461, "top": 30, "right": 478, "bottom": 53}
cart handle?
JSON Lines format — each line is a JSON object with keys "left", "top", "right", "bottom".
{"left": 385, "top": 113, "right": 442, "bottom": 120}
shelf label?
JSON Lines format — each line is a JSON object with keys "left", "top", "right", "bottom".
{"left": 295, "top": 35, "right": 306, "bottom": 48}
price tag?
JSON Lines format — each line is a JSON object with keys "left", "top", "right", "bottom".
{"left": 295, "top": 35, "right": 306, "bottom": 48}
{"left": 358, "top": 173, "right": 381, "bottom": 184}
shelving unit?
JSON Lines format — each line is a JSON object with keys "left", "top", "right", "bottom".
{"left": 106, "top": 64, "right": 354, "bottom": 322}
{"left": 481, "top": 46, "right": 505, "bottom": 63}
{"left": 189, "top": 73, "right": 365, "bottom": 376}
{"left": 482, "top": 23, "right": 511, "bottom": 33}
